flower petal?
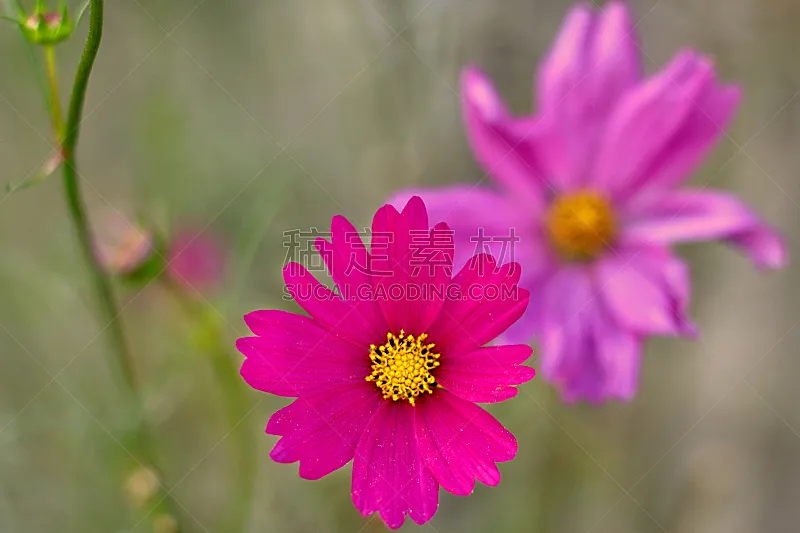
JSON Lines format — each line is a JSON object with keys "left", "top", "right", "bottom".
{"left": 428, "top": 254, "right": 530, "bottom": 356}
{"left": 588, "top": 2, "right": 641, "bottom": 109}
{"left": 593, "top": 51, "right": 711, "bottom": 195}
{"left": 461, "top": 67, "right": 548, "bottom": 209}
{"left": 539, "top": 267, "right": 644, "bottom": 403}
{"left": 628, "top": 83, "right": 740, "bottom": 208}
{"left": 590, "top": 305, "right": 642, "bottom": 402}
{"left": 352, "top": 402, "right": 439, "bottom": 529}
{"left": 624, "top": 189, "right": 787, "bottom": 269}
{"left": 267, "top": 381, "right": 381, "bottom": 480}
{"left": 388, "top": 186, "right": 532, "bottom": 272}
{"left": 537, "top": 3, "right": 595, "bottom": 114}
{"left": 371, "top": 197, "right": 454, "bottom": 334}
{"left": 237, "top": 310, "right": 366, "bottom": 397}
{"left": 436, "top": 345, "right": 535, "bottom": 403}
{"left": 536, "top": 4, "right": 596, "bottom": 188}
{"left": 538, "top": 266, "right": 593, "bottom": 381}
{"left": 283, "top": 262, "right": 379, "bottom": 346}
{"left": 314, "top": 215, "right": 387, "bottom": 338}
{"left": 415, "top": 390, "right": 518, "bottom": 496}
{"left": 537, "top": 3, "right": 641, "bottom": 188}
{"left": 596, "top": 247, "right": 696, "bottom": 336}
{"left": 501, "top": 267, "right": 555, "bottom": 344}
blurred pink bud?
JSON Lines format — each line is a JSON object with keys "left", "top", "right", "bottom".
{"left": 94, "top": 211, "right": 155, "bottom": 276}
{"left": 167, "top": 228, "right": 225, "bottom": 292}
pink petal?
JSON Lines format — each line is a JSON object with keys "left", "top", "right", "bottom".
{"left": 267, "top": 381, "right": 381, "bottom": 480}
{"left": 436, "top": 345, "right": 535, "bottom": 403}
{"left": 588, "top": 2, "right": 641, "bottom": 108}
{"left": 628, "top": 83, "right": 740, "bottom": 209}
{"left": 535, "top": 4, "right": 595, "bottom": 189}
{"left": 237, "top": 310, "right": 366, "bottom": 397}
{"left": 539, "top": 266, "right": 595, "bottom": 384}
{"left": 283, "top": 262, "right": 381, "bottom": 346}
{"left": 536, "top": 3, "right": 640, "bottom": 188}
{"left": 590, "top": 305, "right": 642, "bottom": 401}
{"left": 427, "top": 255, "right": 530, "bottom": 356}
{"left": 539, "top": 268, "right": 644, "bottom": 403}
{"left": 315, "top": 215, "right": 387, "bottom": 338}
{"left": 388, "top": 186, "right": 533, "bottom": 272}
{"left": 352, "top": 402, "right": 439, "bottom": 529}
{"left": 596, "top": 247, "right": 696, "bottom": 336}
{"left": 415, "top": 390, "right": 517, "bottom": 496}
{"left": 593, "top": 51, "right": 710, "bottom": 195}
{"left": 537, "top": 3, "right": 595, "bottom": 115}
{"left": 624, "top": 189, "right": 787, "bottom": 269}
{"left": 461, "top": 67, "right": 548, "bottom": 209}
{"left": 370, "top": 197, "right": 453, "bottom": 335}
{"left": 500, "top": 268, "right": 555, "bottom": 344}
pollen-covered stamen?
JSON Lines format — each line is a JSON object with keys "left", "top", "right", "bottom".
{"left": 546, "top": 191, "right": 617, "bottom": 260}
{"left": 366, "top": 330, "right": 441, "bottom": 406}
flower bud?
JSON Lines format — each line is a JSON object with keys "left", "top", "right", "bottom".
{"left": 124, "top": 467, "right": 160, "bottom": 509}
{"left": 13, "top": 1, "right": 77, "bottom": 46}
{"left": 92, "top": 209, "right": 164, "bottom": 286}
{"left": 153, "top": 514, "right": 179, "bottom": 533}
{"left": 167, "top": 227, "right": 225, "bottom": 293}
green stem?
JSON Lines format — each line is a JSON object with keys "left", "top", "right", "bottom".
{"left": 62, "top": 0, "right": 137, "bottom": 393}
{"left": 43, "top": 45, "right": 63, "bottom": 140}
{"left": 58, "top": 1, "right": 185, "bottom": 530}
{"left": 163, "top": 278, "right": 256, "bottom": 533}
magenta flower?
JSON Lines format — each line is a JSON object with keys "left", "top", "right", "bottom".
{"left": 391, "top": 2, "right": 785, "bottom": 403}
{"left": 236, "top": 197, "right": 534, "bottom": 529}
{"left": 167, "top": 227, "right": 225, "bottom": 292}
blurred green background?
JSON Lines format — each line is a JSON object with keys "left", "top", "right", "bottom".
{"left": 1, "top": 0, "right": 799, "bottom": 531}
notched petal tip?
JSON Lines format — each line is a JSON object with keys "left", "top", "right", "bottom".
{"left": 518, "top": 365, "right": 537, "bottom": 384}
{"left": 234, "top": 336, "right": 254, "bottom": 355}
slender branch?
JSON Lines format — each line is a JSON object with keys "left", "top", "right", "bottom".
{"left": 58, "top": 1, "right": 185, "bottom": 530}
{"left": 61, "top": 0, "right": 137, "bottom": 392}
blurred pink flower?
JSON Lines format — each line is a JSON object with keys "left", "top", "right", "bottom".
{"left": 167, "top": 228, "right": 225, "bottom": 291}
{"left": 236, "top": 197, "right": 534, "bottom": 529}
{"left": 391, "top": 2, "right": 786, "bottom": 403}
{"left": 94, "top": 211, "right": 154, "bottom": 276}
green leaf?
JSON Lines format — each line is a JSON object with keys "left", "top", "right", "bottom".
{"left": 75, "top": 0, "right": 90, "bottom": 26}
{"left": 5, "top": 152, "right": 62, "bottom": 194}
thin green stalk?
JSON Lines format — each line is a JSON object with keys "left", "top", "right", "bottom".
{"left": 163, "top": 278, "right": 256, "bottom": 533}
{"left": 57, "top": 1, "right": 186, "bottom": 530}
{"left": 61, "top": 0, "right": 137, "bottom": 393}
{"left": 43, "top": 46, "right": 63, "bottom": 140}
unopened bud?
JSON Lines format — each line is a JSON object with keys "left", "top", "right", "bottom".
{"left": 93, "top": 209, "right": 162, "bottom": 285}
{"left": 153, "top": 514, "right": 179, "bottom": 533}
{"left": 13, "top": 1, "right": 77, "bottom": 46}
{"left": 124, "top": 467, "right": 160, "bottom": 509}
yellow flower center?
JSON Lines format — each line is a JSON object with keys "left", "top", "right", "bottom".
{"left": 366, "top": 330, "right": 440, "bottom": 406}
{"left": 545, "top": 191, "right": 617, "bottom": 260}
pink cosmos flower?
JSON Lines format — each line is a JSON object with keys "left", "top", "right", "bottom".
{"left": 391, "top": 2, "right": 786, "bottom": 403}
{"left": 236, "top": 197, "right": 534, "bottom": 529}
